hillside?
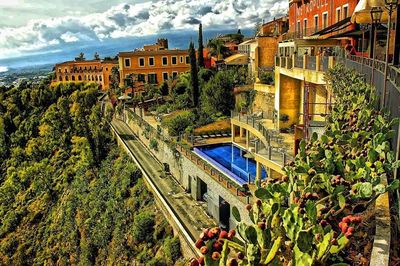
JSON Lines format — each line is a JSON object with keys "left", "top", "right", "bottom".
{"left": 0, "top": 81, "right": 182, "bottom": 265}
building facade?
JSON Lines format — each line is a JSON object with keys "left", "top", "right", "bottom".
{"left": 53, "top": 59, "right": 118, "bottom": 91}
{"left": 118, "top": 39, "right": 190, "bottom": 87}
{"left": 288, "top": 0, "right": 358, "bottom": 39}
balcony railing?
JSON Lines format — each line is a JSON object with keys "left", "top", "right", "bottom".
{"left": 294, "top": 56, "right": 304, "bottom": 68}
{"left": 231, "top": 111, "right": 295, "bottom": 167}
{"left": 306, "top": 56, "right": 317, "bottom": 70}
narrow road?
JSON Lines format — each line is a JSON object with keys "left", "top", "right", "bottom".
{"left": 111, "top": 119, "right": 216, "bottom": 241}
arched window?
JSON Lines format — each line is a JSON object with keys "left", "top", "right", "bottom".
{"left": 84, "top": 66, "right": 87, "bottom": 70}
{"left": 66, "top": 76, "right": 69, "bottom": 81}
{"left": 64, "top": 69, "right": 67, "bottom": 73}
{"left": 91, "top": 75, "right": 94, "bottom": 81}
{"left": 72, "top": 76, "right": 75, "bottom": 81}
{"left": 99, "top": 76, "right": 102, "bottom": 81}
{"left": 79, "top": 67, "right": 82, "bottom": 70}
{"left": 78, "top": 75, "right": 82, "bottom": 81}
{"left": 95, "top": 76, "right": 98, "bottom": 81}
{"left": 59, "top": 76, "right": 62, "bottom": 81}
{"left": 89, "top": 66, "right": 92, "bottom": 70}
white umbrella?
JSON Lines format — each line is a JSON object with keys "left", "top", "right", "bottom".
{"left": 351, "top": 0, "right": 393, "bottom": 23}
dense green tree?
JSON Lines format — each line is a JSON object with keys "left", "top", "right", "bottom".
{"left": 189, "top": 41, "right": 199, "bottom": 107}
{"left": 198, "top": 23, "right": 205, "bottom": 68}
{"left": 0, "top": 82, "right": 181, "bottom": 265}
{"left": 201, "top": 70, "right": 235, "bottom": 116}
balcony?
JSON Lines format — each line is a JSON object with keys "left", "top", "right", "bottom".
{"left": 230, "top": 111, "right": 295, "bottom": 174}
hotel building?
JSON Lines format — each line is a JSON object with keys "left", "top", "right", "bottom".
{"left": 53, "top": 57, "right": 118, "bottom": 91}
{"left": 118, "top": 39, "right": 190, "bottom": 88}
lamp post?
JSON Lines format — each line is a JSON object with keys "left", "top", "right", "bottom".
{"left": 370, "top": 7, "right": 383, "bottom": 87}
{"left": 382, "top": 0, "right": 399, "bottom": 108}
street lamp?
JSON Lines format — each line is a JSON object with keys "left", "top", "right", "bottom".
{"left": 382, "top": 0, "right": 399, "bottom": 108}
{"left": 370, "top": 7, "right": 383, "bottom": 86}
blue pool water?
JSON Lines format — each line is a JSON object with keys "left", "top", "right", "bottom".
{"left": 195, "top": 144, "right": 267, "bottom": 185}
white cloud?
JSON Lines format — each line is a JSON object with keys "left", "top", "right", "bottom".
{"left": 0, "top": 0, "right": 288, "bottom": 59}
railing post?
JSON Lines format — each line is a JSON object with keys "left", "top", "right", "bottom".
{"left": 282, "top": 152, "right": 287, "bottom": 165}
{"left": 303, "top": 55, "right": 307, "bottom": 69}
{"left": 316, "top": 56, "right": 321, "bottom": 71}
{"left": 268, "top": 146, "right": 272, "bottom": 160}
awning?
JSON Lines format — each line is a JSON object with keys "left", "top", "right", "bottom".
{"left": 312, "top": 17, "right": 351, "bottom": 37}
{"left": 223, "top": 53, "right": 249, "bottom": 65}
{"left": 351, "top": 0, "right": 392, "bottom": 24}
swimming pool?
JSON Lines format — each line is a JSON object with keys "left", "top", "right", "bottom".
{"left": 194, "top": 143, "right": 267, "bottom": 186}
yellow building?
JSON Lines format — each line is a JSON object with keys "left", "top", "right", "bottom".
{"left": 53, "top": 57, "right": 118, "bottom": 91}
{"left": 118, "top": 39, "right": 190, "bottom": 88}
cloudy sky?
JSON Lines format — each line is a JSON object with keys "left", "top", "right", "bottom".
{"left": 0, "top": 0, "right": 288, "bottom": 60}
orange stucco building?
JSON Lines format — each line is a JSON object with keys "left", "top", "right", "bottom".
{"left": 118, "top": 39, "right": 190, "bottom": 87}
{"left": 53, "top": 58, "right": 118, "bottom": 91}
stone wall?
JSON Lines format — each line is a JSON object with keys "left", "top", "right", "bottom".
{"left": 124, "top": 111, "right": 251, "bottom": 229}
{"left": 279, "top": 74, "right": 301, "bottom": 128}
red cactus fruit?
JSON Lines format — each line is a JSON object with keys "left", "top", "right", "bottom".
{"left": 228, "top": 258, "right": 238, "bottom": 266}
{"left": 198, "top": 256, "right": 205, "bottom": 265}
{"left": 341, "top": 223, "right": 349, "bottom": 234}
{"left": 245, "top": 204, "right": 252, "bottom": 211}
{"left": 200, "top": 246, "right": 208, "bottom": 255}
{"left": 195, "top": 239, "right": 205, "bottom": 249}
{"left": 219, "top": 230, "right": 229, "bottom": 239}
{"left": 213, "top": 240, "right": 223, "bottom": 252}
{"left": 208, "top": 227, "right": 220, "bottom": 239}
{"left": 190, "top": 258, "right": 199, "bottom": 266}
{"left": 331, "top": 238, "right": 338, "bottom": 245}
{"left": 345, "top": 231, "right": 353, "bottom": 238}
{"left": 342, "top": 216, "right": 351, "bottom": 223}
{"left": 200, "top": 231, "right": 209, "bottom": 241}
{"left": 237, "top": 251, "right": 245, "bottom": 259}
{"left": 320, "top": 220, "right": 328, "bottom": 227}
{"left": 211, "top": 252, "right": 221, "bottom": 261}
{"left": 228, "top": 229, "right": 236, "bottom": 239}
{"left": 347, "top": 226, "right": 355, "bottom": 233}
{"left": 258, "top": 222, "right": 266, "bottom": 230}
{"left": 256, "top": 199, "right": 262, "bottom": 206}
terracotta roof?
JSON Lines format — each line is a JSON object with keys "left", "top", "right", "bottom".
{"left": 118, "top": 49, "right": 188, "bottom": 56}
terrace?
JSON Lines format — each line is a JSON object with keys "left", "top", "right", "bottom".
{"left": 230, "top": 111, "right": 295, "bottom": 174}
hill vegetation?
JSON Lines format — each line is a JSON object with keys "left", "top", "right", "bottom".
{"left": 0, "top": 81, "right": 181, "bottom": 265}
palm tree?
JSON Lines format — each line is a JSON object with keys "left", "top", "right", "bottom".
{"left": 207, "top": 39, "right": 231, "bottom": 60}
{"left": 94, "top": 52, "right": 100, "bottom": 60}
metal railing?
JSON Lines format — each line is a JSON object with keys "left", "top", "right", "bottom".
{"left": 306, "top": 56, "right": 317, "bottom": 70}
{"left": 294, "top": 56, "right": 304, "bottom": 68}
{"left": 231, "top": 111, "right": 295, "bottom": 167}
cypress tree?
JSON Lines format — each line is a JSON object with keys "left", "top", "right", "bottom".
{"left": 189, "top": 42, "right": 199, "bottom": 107}
{"left": 198, "top": 23, "right": 205, "bottom": 68}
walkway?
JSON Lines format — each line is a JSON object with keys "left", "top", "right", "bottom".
{"left": 111, "top": 119, "right": 216, "bottom": 241}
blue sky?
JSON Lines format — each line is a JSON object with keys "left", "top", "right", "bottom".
{"left": 0, "top": 0, "right": 288, "bottom": 62}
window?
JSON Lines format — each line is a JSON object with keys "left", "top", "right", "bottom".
{"left": 185, "top": 56, "right": 190, "bottom": 64}
{"left": 336, "top": 7, "right": 341, "bottom": 22}
{"left": 139, "top": 57, "right": 145, "bottom": 67}
{"left": 314, "top": 15, "right": 319, "bottom": 32}
{"left": 66, "top": 76, "right": 69, "bottom": 81}
{"left": 163, "top": 72, "right": 169, "bottom": 81}
{"left": 322, "top": 12, "right": 328, "bottom": 29}
{"left": 162, "top": 56, "right": 168, "bottom": 66}
{"left": 149, "top": 57, "right": 155, "bottom": 66}
{"left": 78, "top": 75, "right": 82, "bottom": 81}
{"left": 303, "top": 19, "right": 308, "bottom": 35}
{"left": 148, "top": 73, "right": 157, "bottom": 84}
{"left": 180, "top": 56, "right": 184, "bottom": 63}
{"left": 59, "top": 76, "right": 62, "bottom": 81}
{"left": 124, "top": 58, "right": 131, "bottom": 67}
{"left": 343, "top": 4, "right": 349, "bottom": 18}
{"left": 138, "top": 74, "right": 146, "bottom": 82}
{"left": 64, "top": 69, "right": 68, "bottom": 73}
{"left": 172, "top": 71, "right": 178, "bottom": 79}
{"left": 297, "top": 20, "right": 301, "bottom": 34}
{"left": 72, "top": 76, "right": 75, "bottom": 81}
{"left": 106, "top": 67, "right": 108, "bottom": 71}
{"left": 172, "top": 56, "right": 177, "bottom": 65}
{"left": 99, "top": 76, "right": 102, "bottom": 81}
{"left": 58, "top": 68, "right": 61, "bottom": 73}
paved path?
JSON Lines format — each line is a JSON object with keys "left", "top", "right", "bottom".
{"left": 111, "top": 119, "right": 216, "bottom": 241}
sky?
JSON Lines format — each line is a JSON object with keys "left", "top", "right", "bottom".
{"left": 0, "top": 0, "right": 288, "bottom": 63}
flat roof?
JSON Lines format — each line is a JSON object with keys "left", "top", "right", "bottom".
{"left": 118, "top": 49, "right": 188, "bottom": 56}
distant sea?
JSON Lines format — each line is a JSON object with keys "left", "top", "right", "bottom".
{"left": 0, "top": 28, "right": 251, "bottom": 74}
